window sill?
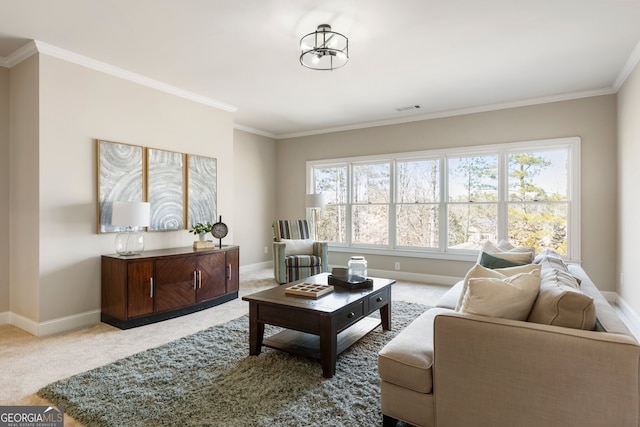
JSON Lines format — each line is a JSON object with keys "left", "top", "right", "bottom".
{"left": 327, "top": 244, "right": 478, "bottom": 262}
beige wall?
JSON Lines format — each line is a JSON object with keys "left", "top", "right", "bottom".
{"left": 9, "top": 55, "right": 40, "bottom": 321}
{"left": 8, "top": 53, "right": 234, "bottom": 332}
{"left": 0, "top": 67, "right": 9, "bottom": 313}
{"left": 618, "top": 61, "right": 640, "bottom": 315}
{"left": 277, "top": 95, "right": 618, "bottom": 289}
{"left": 233, "top": 129, "right": 277, "bottom": 267}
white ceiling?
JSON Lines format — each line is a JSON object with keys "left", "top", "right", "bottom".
{"left": 1, "top": 0, "right": 640, "bottom": 138}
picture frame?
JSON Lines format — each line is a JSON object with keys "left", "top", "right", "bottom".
{"left": 96, "top": 140, "right": 144, "bottom": 233}
{"left": 147, "top": 148, "right": 185, "bottom": 231}
{"left": 187, "top": 154, "right": 217, "bottom": 227}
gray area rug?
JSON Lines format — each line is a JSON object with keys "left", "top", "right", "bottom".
{"left": 38, "top": 301, "right": 428, "bottom": 426}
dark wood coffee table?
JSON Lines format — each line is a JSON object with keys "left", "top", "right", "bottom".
{"left": 242, "top": 273, "right": 394, "bottom": 378}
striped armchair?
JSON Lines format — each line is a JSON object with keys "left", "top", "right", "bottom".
{"left": 272, "top": 220, "right": 329, "bottom": 284}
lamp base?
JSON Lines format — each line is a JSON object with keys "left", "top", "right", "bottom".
{"left": 115, "top": 231, "right": 144, "bottom": 256}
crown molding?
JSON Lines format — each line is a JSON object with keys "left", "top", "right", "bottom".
{"left": 274, "top": 88, "right": 616, "bottom": 139}
{"left": 614, "top": 39, "right": 640, "bottom": 91}
{"left": 233, "top": 124, "right": 276, "bottom": 139}
{"left": 33, "top": 41, "right": 237, "bottom": 112}
{"left": 1, "top": 40, "right": 237, "bottom": 112}
{"left": 0, "top": 40, "right": 39, "bottom": 68}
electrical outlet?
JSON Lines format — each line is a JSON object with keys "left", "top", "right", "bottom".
{"left": 264, "top": 246, "right": 268, "bottom": 254}
{"left": 394, "top": 262, "right": 400, "bottom": 270}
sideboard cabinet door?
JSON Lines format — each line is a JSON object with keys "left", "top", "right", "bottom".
{"left": 196, "top": 251, "right": 226, "bottom": 303}
{"left": 226, "top": 247, "right": 240, "bottom": 293}
{"left": 127, "top": 261, "right": 154, "bottom": 318}
{"left": 155, "top": 256, "right": 197, "bottom": 313}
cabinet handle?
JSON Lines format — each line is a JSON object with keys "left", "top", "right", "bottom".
{"left": 348, "top": 312, "right": 355, "bottom": 318}
{"left": 198, "top": 270, "right": 202, "bottom": 289}
{"left": 376, "top": 297, "right": 383, "bottom": 302}
{"left": 150, "top": 277, "right": 154, "bottom": 298}
{"left": 227, "top": 264, "right": 232, "bottom": 281}
{"left": 193, "top": 271, "right": 197, "bottom": 289}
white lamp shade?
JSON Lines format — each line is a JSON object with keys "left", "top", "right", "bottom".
{"left": 112, "top": 201, "right": 151, "bottom": 227}
{"left": 305, "top": 193, "right": 328, "bottom": 208}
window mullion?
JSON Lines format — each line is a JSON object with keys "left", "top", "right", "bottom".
{"left": 498, "top": 150, "right": 509, "bottom": 241}
{"left": 389, "top": 160, "right": 397, "bottom": 249}
{"left": 440, "top": 156, "right": 448, "bottom": 252}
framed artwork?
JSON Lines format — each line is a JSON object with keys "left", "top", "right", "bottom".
{"left": 187, "top": 154, "right": 217, "bottom": 227}
{"left": 147, "top": 148, "right": 185, "bottom": 231}
{"left": 96, "top": 140, "right": 144, "bottom": 233}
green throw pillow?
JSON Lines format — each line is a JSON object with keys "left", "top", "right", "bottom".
{"left": 479, "top": 251, "right": 525, "bottom": 269}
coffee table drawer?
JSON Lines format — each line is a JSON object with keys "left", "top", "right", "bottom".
{"left": 336, "top": 300, "right": 365, "bottom": 331}
{"left": 368, "top": 287, "right": 391, "bottom": 312}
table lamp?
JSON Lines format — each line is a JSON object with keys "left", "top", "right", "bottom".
{"left": 112, "top": 201, "right": 151, "bottom": 256}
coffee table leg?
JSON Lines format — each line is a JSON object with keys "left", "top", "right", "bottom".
{"left": 248, "top": 302, "right": 264, "bottom": 356}
{"left": 380, "top": 301, "right": 391, "bottom": 331}
{"left": 319, "top": 315, "right": 337, "bottom": 378}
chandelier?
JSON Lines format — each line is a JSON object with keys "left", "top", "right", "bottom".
{"left": 300, "top": 24, "right": 349, "bottom": 71}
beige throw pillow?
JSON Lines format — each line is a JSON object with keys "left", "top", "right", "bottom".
{"left": 456, "top": 263, "right": 542, "bottom": 311}
{"left": 282, "top": 239, "right": 314, "bottom": 255}
{"left": 478, "top": 240, "right": 535, "bottom": 264}
{"left": 460, "top": 270, "right": 541, "bottom": 321}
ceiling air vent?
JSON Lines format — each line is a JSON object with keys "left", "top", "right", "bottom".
{"left": 395, "top": 104, "right": 422, "bottom": 112}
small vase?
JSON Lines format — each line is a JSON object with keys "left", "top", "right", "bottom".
{"left": 198, "top": 234, "right": 206, "bottom": 242}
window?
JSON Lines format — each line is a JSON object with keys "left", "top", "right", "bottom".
{"left": 507, "top": 149, "right": 570, "bottom": 254}
{"left": 307, "top": 137, "right": 580, "bottom": 260}
{"left": 312, "top": 165, "right": 347, "bottom": 243}
{"left": 352, "top": 162, "right": 390, "bottom": 245}
{"left": 447, "top": 154, "right": 498, "bottom": 249}
{"left": 396, "top": 159, "right": 440, "bottom": 248}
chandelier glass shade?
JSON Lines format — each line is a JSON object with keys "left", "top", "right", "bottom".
{"left": 300, "top": 24, "right": 349, "bottom": 71}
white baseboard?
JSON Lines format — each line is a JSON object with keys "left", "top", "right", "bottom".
{"left": 240, "top": 261, "right": 272, "bottom": 274}
{"left": 1, "top": 310, "right": 101, "bottom": 337}
{"left": 361, "top": 268, "right": 459, "bottom": 286}
{"left": 601, "top": 291, "right": 617, "bottom": 305}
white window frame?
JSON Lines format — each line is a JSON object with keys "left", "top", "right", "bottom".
{"left": 307, "top": 137, "right": 581, "bottom": 262}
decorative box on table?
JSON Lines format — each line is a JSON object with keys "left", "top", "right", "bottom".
{"left": 327, "top": 274, "right": 374, "bottom": 289}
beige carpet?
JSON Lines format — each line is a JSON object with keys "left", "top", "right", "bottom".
{"left": 0, "top": 268, "right": 448, "bottom": 426}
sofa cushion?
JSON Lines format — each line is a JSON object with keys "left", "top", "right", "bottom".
{"left": 568, "top": 264, "right": 635, "bottom": 337}
{"left": 456, "top": 263, "right": 542, "bottom": 311}
{"left": 533, "top": 249, "right": 569, "bottom": 272}
{"left": 459, "top": 269, "right": 541, "bottom": 320}
{"left": 378, "top": 308, "right": 450, "bottom": 394}
{"left": 527, "top": 268, "right": 596, "bottom": 330}
{"left": 437, "top": 281, "right": 463, "bottom": 310}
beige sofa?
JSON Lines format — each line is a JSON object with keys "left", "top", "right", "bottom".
{"left": 378, "top": 259, "right": 640, "bottom": 427}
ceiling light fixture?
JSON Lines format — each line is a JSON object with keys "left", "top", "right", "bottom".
{"left": 300, "top": 24, "right": 349, "bottom": 71}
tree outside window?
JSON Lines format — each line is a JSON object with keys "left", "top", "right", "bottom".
{"left": 508, "top": 150, "right": 568, "bottom": 254}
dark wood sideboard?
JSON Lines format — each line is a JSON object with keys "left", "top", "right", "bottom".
{"left": 101, "top": 246, "right": 239, "bottom": 329}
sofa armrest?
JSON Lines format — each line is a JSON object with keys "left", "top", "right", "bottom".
{"left": 432, "top": 311, "right": 640, "bottom": 427}
{"left": 313, "top": 241, "right": 329, "bottom": 273}
{"left": 272, "top": 242, "right": 287, "bottom": 284}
